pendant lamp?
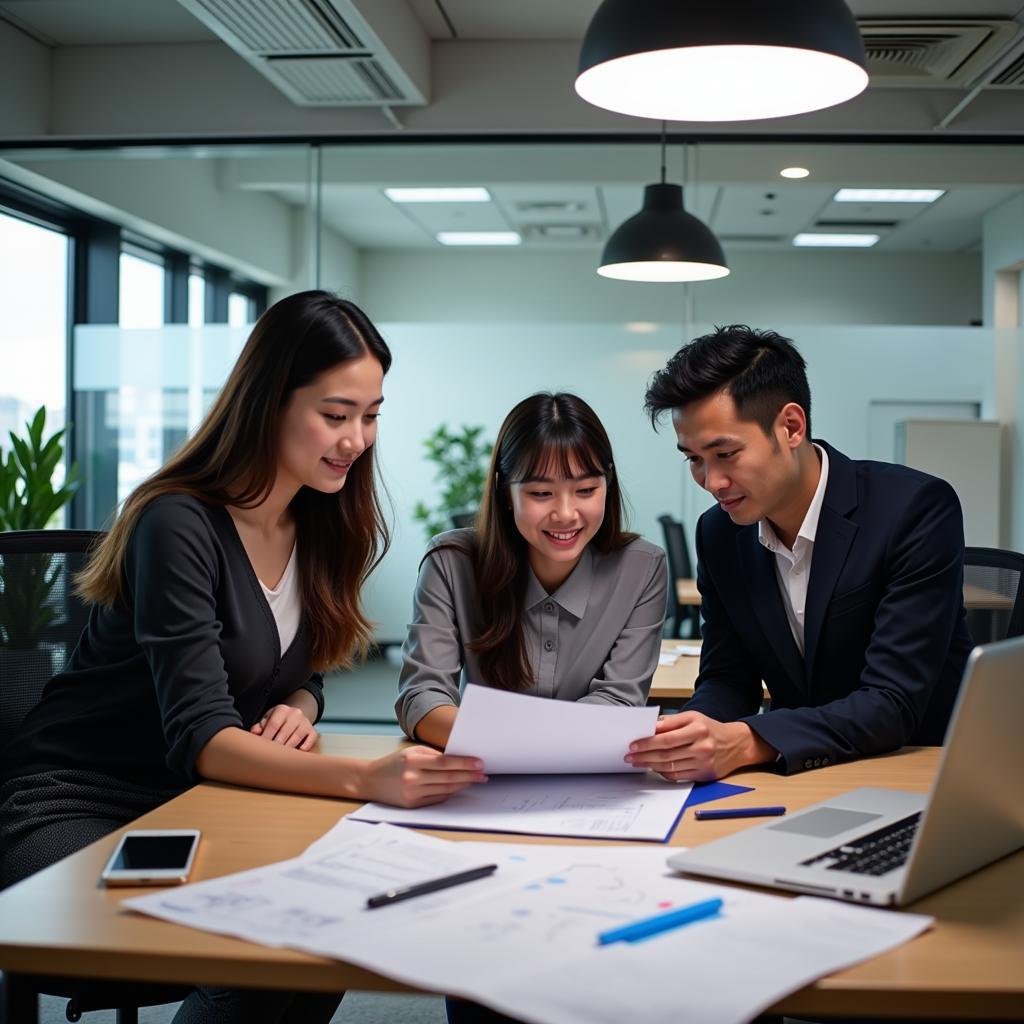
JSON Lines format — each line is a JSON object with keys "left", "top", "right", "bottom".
{"left": 576, "top": 0, "right": 868, "bottom": 123}
{"left": 599, "top": 128, "right": 728, "bottom": 283}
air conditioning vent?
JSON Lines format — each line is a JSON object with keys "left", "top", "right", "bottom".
{"left": 267, "top": 56, "right": 404, "bottom": 103}
{"left": 816, "top": 220, "right": 899, "bottom": 230}
{"left": 858, "top": 20, "right": 1019, "bottom": 86}
{"left": 521, "top": 224, "right": 602, "bottom": 242}
{"left": 990, "top": 51, "right": 1024, "bottom": 86}
{"left": 177, "top": 0, "right": 426, "bottom": 105}
{"left": 514, "top": 200, "right": 588, "bottom": 214}
{"left": 188, "top": 0, "right": 363, "bottom": 51}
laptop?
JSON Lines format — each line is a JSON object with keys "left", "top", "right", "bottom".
{"left": 667, "top": 635, "right": 1024, "bottom": 906}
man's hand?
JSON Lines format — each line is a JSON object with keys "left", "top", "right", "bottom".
{"left": 625, "top": 711, "right": 776, "bottom": 781}
{"left": 251, "top": 704, "right": 317, "bottom": 751}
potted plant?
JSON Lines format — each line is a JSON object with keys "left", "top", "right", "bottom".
{"left": 412, "top": 423, "right": 493, "bottom": 542}
{"left": 0, "top": 407, "right": 81, "bottom": 669}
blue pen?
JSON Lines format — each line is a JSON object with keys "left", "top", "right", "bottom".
{"left": 597, "top": 897, "right": 723, "bottom": 945}
{"left": 694, "top": 805, "right": 786, "bottom": 820}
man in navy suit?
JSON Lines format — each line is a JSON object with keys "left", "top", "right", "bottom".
{"left": 627, "top": 326, "right": 973, "bottom": 780}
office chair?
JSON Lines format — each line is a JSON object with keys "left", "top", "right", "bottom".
{"left": 963, "top": 546, "right": 1024, "bottom": 645}
{"left": 0, "top": 530, "right": 189, "bottom": 1024}
{"left": 657, "top": 515, "right": 701, "bottom": 639}
{"left": 450, "top": 511, "right": 477, "bottom": 529}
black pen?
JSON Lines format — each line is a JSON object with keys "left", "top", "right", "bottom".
{"left": 694, "top": 805, "right": 786, "bottom": 820}
{"left": 365, "top": 864, "right": 498, "bottom": 909}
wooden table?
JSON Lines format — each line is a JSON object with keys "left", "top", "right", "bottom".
{"left": 650, "top": 639, "right": 701, "bottom": 701}
{"left": 676, "top": 577, "right": 700, "bottom": 606}
{"left": 650, "top": 640, "right": 768, "bottom": 704}
{"left": 962, "top": 582, "right": 1013, "bottom": 611}
{"left": 679, "top": 577, "right": 1011, "bottom": 612}
{"left": 1, "top": 741, "right": 1021, "bottom": 1020}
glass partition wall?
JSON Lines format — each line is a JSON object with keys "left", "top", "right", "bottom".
{"left": 0, "top": 138, "right": 1020, "bottom": 724}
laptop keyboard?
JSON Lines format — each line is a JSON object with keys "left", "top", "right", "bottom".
{"left": 800, "top": 812, "right": 922, "bottom": 876}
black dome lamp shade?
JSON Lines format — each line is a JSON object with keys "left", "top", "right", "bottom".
{"left": 599, "top": 129, "right": 728, "bottom": 283}
{"left": 575, "top": 0, "right": 868, "bottom": 123}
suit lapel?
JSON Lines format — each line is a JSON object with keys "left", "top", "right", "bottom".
{"left": 803, "top": 442, "right": 860, "bottom": 683}
{"left": 736, "top": 529, "right": 805, "bottom": 691}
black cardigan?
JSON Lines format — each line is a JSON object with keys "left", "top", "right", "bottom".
{"left": 4, "top": 494, "right": 324, "bottom": 792}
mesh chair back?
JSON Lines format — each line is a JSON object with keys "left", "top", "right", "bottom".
{"left": 963, "top": 546, "right": 1024, "bottom": 643}
{"left": 657, "top": 515, "right": 693, "bottom": 579}
{"left": 0, "top": 529, "right": 101, "bottom": 749}
{"left": 657, "top": 514, "right": 699, "bottom": 638}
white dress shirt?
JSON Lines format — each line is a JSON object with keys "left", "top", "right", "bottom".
{"left": 757, "top": 444, "right": 829, "bottom": 655}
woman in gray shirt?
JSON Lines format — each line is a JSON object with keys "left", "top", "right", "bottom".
{"left": 398, "top": 392, "right": 668, "bottom": 747}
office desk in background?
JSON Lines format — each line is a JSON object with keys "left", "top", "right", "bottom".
{"left": 1, "top": 740, "right": 1021, "bottom": 1021}
{"left": 651, "top": 640, "right": 769, "bottom": 704}
{"left": 677, "top": 577, "right": 1012, "bottom": 612}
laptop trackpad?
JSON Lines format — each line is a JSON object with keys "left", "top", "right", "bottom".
{"left": 768, "top": 808, "right": 881, "bottom": 838}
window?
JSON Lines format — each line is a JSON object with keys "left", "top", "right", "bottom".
{"left": 0, "top": 209, "right": 69, "bottom": 491}
{"left": 119, "top": 250, "right": 165, "bottom": 328}
{"left": 188, "top": 273, "right": 206, "bottom": 326}
{"left": 228, "top": 291, "right": 253, "bottom": 327}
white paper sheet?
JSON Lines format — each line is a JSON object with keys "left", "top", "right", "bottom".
{"left": 658, "top": 652, "right": 679, "bottom": 666}
{"left": 444, "top": 683, "right": 659, "bottom": 773}
{"left": 671, "top": 641, "right": 702, "bottom": 656}
{"left": 126, "top": 824, "right": 933, "bottom": 1024}
{"left": 346, "top": 772, "right": 693, "bottom": 841}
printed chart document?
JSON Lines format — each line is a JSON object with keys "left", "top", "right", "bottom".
{"left": 347, "top": 772, "right": 694, "bottom": 841}
{"left": 126, "top": 822, "right": 933, "bottom": 1024}
{"left": 444, "top": 683, "right": 659, "bottom": 773}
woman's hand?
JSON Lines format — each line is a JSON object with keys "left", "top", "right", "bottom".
{"left": 250, "top": 704, "right": 318, "bottom": 751}
{"left": 363, "top": 746, "right": 487, "bottom": 808}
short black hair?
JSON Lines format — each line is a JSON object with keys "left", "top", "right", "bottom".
{"left": 644, "top": 325, "right": 811, "bottom": 437}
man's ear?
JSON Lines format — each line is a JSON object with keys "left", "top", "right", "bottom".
{"left": 777, "top": 402, "right": 807, "bottom": 449}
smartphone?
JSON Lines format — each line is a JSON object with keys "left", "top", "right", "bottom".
{"left": 100, "top": 828, "right": 201, "bottom": 887}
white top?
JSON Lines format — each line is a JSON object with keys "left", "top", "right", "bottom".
{"left": 757, "top": 444, "right": 830, "bottom": 655}
{"left": 259, "top": 543, "right": 301, "bottom": 654}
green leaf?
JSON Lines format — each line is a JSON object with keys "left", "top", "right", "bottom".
{"left": 0, "top": 407, "right": 81, "bottom": 648}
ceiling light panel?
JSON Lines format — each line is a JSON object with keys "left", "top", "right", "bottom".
{"left": 793, "top": 233, "right": 879, "bottom": 247}
{"left": 437, "top": 232, "right": 522, "bottom": 246}
{"left": 385, "top": 187, "right": 491, "bottom": 203}
{"left": 834, "top": 188, "right": 945, "bottom": 203}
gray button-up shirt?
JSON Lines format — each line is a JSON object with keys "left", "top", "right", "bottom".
{"left": 396, "top": 529, "right": 668, "bottom": 738}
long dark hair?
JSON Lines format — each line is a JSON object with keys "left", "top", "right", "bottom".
{"left": 77, "top": 290, "right": 392, "bottom": 671}
{"left": 439, "top": 392, "right": 636, "bottom": 692}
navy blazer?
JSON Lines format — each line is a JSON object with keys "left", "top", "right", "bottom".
{"left": 685, "top": 441, "right": 974, "bottom": 773}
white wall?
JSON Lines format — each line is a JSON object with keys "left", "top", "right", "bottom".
{"left": 0, "top": 20, "right": 49, "bottom": 136}
{"left": 361, "top": 249, "right": 982, "bottom": 327}
{"left": 365, "top": 322, "right": 994, "bottom": 642}
{"left": 982, "top": 192, "right": 1024, "bottom": 552}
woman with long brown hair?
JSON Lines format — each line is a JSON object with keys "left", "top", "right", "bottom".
{"left": 397, "top": 391, "right": 668, "bottom": 749}
{"left": 0, "top": 290, "right": 484, "bottom": 1023}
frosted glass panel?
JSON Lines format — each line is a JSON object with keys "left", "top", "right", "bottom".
{"left": 364, "top": 322, "right": 998, "bottom": 642}
{"left": 73, "top": 323, "right": 248, "bottom": 506}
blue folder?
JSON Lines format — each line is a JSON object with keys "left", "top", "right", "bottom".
{"left": 681, "top": 780, "right": 754, "bottom": 812}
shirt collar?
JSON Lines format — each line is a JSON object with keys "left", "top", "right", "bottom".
{"left": 524, "top": 544, "right": 594, "bottom": 619}
{"left": 758, "top": 443, "right": 830, "bottom": 554}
